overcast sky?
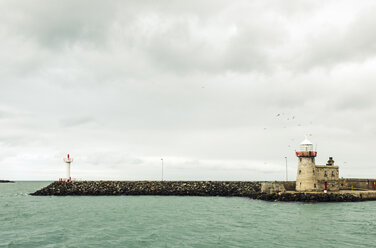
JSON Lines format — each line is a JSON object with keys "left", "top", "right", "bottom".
{"left": 1, "top": 0, "right": 376, "bottom": 180}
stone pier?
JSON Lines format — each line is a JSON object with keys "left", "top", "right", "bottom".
{"left": 31, "top": 180, "right": 376, "bottom": 202}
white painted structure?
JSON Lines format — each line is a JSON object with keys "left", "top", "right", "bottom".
{"left": 63, "top": 154, "right": 73, "bottom": 181}
{"left": 299, "top": 137, "right": 314, "bottom": 151}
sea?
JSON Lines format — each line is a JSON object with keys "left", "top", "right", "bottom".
{"left": 1, "top": 181, "right": 376, "bottom": 248}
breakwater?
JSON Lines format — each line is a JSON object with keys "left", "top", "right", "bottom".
{"left": 31, "top": 181, "right": 376, "bottom": 202}
{"left": 0, "top": 180, "right": 14, "bottom": 183}
{"left": 31, "top": 181, "right": 262, "bottom": 196}
{"left": 254, "top": 192, "right": 364, "bottom": 202}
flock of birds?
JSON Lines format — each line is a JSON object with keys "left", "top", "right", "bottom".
{"left": 263, "top": 113, "right": 314, "bottom": 131}
{"left": 261, "top": 112, "right": 314, "bottom": 167}
{"left": 261, "top": 113, "right": 350, "bottom": 168}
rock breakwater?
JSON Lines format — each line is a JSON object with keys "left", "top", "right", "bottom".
{"left": 31, "top": 181, "right": 376, "bottom": 202}
{"left": 0, "top": 180, "right": 14, "bottom": 183}
{"left": 31, "top": 181, "right": 262, "bottom": 196}
{"left": 252, "top": 192, "right": 365, "bottom": 202}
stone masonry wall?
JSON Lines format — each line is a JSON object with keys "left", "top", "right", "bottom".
{"left": 296, "top": 157, "right": 316, "bottom": 191}
{"left": 340, "top": 178, "right": 376, "bottom": 190}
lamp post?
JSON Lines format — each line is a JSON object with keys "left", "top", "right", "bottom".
{"left": 161, "top": 158, "right": 164, "bottom": 181}
{"left": 285, "top": 156, "right": 288, "bottom": 181}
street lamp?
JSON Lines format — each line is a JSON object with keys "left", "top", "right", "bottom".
{"left": 161, "top": 158, "right": 164, "bottom": 181}
{"left": 285, "top": 156, "right": 288, "bottom": 181}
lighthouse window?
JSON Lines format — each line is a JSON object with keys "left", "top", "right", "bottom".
{"left": 299, "top": 170, "right": 301, "bottom": 175}
{"left": 311, "top": 158, "right": 314, "bottom": 162}
{"left": 299, "top": 158, "right": 302, "bottom": 162}
{"left": 313, "top": 170, "right": 315, "bottom": 174}
{"left": 314, "top": 184, "right": 316, "bottom": 188}
{"left": 331, "top": 171, "right": 335, "bottom": 177}
{"left": 324, "top": 171, "right": 327, "bottom": 177}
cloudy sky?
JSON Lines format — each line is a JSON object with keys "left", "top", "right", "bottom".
{"left": 1, "top": 0, "right": 376, "bottom": 181}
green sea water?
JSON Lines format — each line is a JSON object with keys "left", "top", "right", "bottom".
{"left": 1, "top": 182, "right": 376, "bottom": 247}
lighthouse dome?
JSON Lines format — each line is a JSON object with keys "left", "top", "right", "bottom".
{"left": 299, "top": 137, "right": 314, "bottom": 151}
{"left": 300, "top": 138, "right": 312, "bottom": 145}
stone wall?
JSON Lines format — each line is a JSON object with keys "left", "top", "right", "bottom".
{"left": 340, "top": 178, "right": 376, "bottom": 190}
{"left": 260, "top": 181, "right": 296, "bottom": 193}
{"left": 282, "top": 181, "right": 296, "bottom": 191}
{"left": 260, "top": 182, "right": 285, "bottom": 194}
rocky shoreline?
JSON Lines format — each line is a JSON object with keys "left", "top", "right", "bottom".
{"left": 252, "top": 192, "right": 365, "bottom": 202}
{"left": 31, "top": 181, "right": 376, "bottom": 202}
{"left": 0, "top": 180, "right": 14, "bottom": 183}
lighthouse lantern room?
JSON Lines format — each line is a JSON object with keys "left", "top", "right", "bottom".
{"left": 296, "top": 137, "right": 317, "bottom": 157}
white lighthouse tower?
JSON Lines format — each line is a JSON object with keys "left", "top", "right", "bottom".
{"left": 63, "top": 154, "right": 73, "bottom": 182}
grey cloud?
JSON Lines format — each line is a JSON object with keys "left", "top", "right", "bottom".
{"left": 60, "top": 117, "right": 96, "bottom": 127}
{"left": 143, "top": 19, "right": 281, "bottom": 74}
{"left": 1, "top": 0, "right": 376, "bottom": 180}
{"left": 1, "top": 0, "right": 285, "bottom": 77}
{"left": 0, "top": 110, "right": 13, "bottom": 119}
{"left": 297, "top": 6, "right": 376, "bottom": 70}
{"left": 333, "top": 93, "right": 374, "bottom": 111}
{"left": 3, "top": 0, "right": 117, "bottom": 48}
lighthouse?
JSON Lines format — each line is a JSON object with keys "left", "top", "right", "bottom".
{"left": 63, "top": 154, "right": 73, "bottom": 182}
{"left": 295, "top": 137, "right": 317, "bottom": 192}
{"left": 295, "top": 137, "right": 340, "bottom": 192}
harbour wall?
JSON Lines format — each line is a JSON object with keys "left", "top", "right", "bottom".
{"left": 261, "top": 179, "right": 376, "bottom": 192}
{"left": 31, "top": 180, "right": 376, "bottom": 202}
{"left": 339, "top": 178, "right": 376, "bottom": 190}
